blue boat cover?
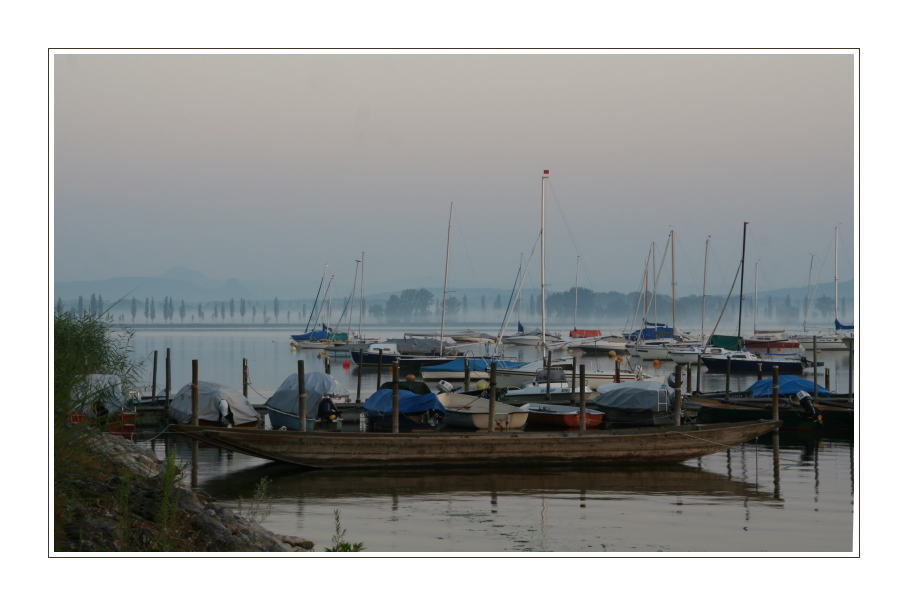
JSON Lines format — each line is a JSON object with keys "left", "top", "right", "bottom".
{"left": 835, "top": 319, "right": 854, "bottom": 330}
{"left": 291, "top": 329, "right": 330, "bottom": 341}
{"left": 745, "top": 376, "right": 831, "bottom": 397}
{"left": 363, "top": 389, "right": 446, "bottom": 416}
{"left": 421, "top": 358, "right": 526, "bottom": 372}
{"left": 625, "top": 325, "right": 676, "bottom": 341}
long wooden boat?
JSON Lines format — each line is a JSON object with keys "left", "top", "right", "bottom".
{"left": 172, "top": 419, "right": 781, "bottom": 469}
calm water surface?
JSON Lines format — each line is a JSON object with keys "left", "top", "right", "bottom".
{"left": 128, "top": 324, "right": 857, "bottom": 554}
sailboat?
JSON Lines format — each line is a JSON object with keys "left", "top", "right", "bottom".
{"left": 291, "top": 265, "right": 338, "bottom": 349}
{"left": 329, "top": 252, "right": 379, "bottom": 353}
{"left": 701, "top": 223, "right": 808, "bottom": 374}
{"left": 627, "top": 231, "right": 696, "bottom": 361}
{"left": 496, "top": 171, "right": 644, "bottom": 390}
{"left": 788, "top": 226, "right": 852, "bottom": 351}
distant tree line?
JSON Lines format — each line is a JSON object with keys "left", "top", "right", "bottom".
{"left": 55, "top": 288, "right": 852, "bottom": 328}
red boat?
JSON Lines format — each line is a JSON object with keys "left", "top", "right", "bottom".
{"left": 519, "top": 403, "right": 605, "bottom": 429}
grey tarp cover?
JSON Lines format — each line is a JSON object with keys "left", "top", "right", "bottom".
{"left": 71, "top": 374, "right": 127, "bottom": 415}
{"left": 265, "top": 372, "right": 350, "bottom": 419}
{"left": 169, "top": 381, "right": 260, "bottom": 425}
{"left": 593, "top": 387, "right": 673, "bottom": 412}
{"left": 596, "top": 380, "right": 668, "bottom": 395}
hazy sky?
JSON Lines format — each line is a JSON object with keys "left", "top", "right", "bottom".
{"left": 53, "top": 51, "right": 855, "bottom": 296}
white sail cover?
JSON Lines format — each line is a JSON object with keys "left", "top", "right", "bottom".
{"left": 169, "top": 381, "right": 260, "bottom": 425}
{"left": 265, "top": 372, "right": 350, "bottom": 419}
{"left": 71, "top": 374, "right": 126, "bottom": 415}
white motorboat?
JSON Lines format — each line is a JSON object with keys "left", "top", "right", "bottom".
{"left": 436, "top": 392, "right": 528, "bottom": 431}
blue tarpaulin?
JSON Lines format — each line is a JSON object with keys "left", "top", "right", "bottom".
{"left": 745, "top": 376, "right": 831, "bottom": 397}
{"left": 835, "top": 319, "right": 854, "bottom": 330}
{"left": 362, "top": 389, "right": 447, "bottom": 416}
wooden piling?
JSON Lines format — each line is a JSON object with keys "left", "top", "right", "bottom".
{"left": 579, "top": 364, "right": 587, "bottom": 431}
{"left": 298, "top": 359, "right": 307, "bottom": 432}
{"left": 696, "top": 354, "right": 702, "bottom": 394}
{"left": 825, "top": 368, "right": 830, "bottom": 392}
{"left": 686, "top": 363, "right": 691, "bottom": 391}
{"left": 757, "top": 363, "right": 763, "bottom": 381}
{"left": 376, "top": 351, "right": 384, "bottom": 391}
{"left": 614, "top": 359, "right": 621, "bottom": 383}
{"left": 772, "top": 366, "right": 780, "bottom": 421}
{"left": 464, "top": 357, "right": 471, "bottom": 392}
{"left": 392, "top": 363, "right": 400, "bottom": 434}
{"left": 487, "top": 363, "right": 497, "bottom": 433}
{"left": 571, "top": 361, "right": 577, "bottom": 405}
{"left": 812, "top": 336, "right": 819, "bottom": 397}
{"left": 151, "top": 350, "right": 158, "bottom": 406}
{"left": 356, "top": 349, "right": 363, "bottom": 404}
{"left": 725, "top": 357, "right": 731, "bottom": 396}
{"left": 191, "top": 359, "right": 199, "bottom": 426}
{"left": 673, "top": 364, "right": 683, "bottom": 426}
{"left": 546, "top": 351, "right": 553, "bottom": 401}
{"left": 324, "top": 354, "right": 330, "bottom": 375}
{"left": 165, "top": 348, "right": 171, "bottom": 412}
{"left": 242, "top": 358, "right": 249, "bottom": 398}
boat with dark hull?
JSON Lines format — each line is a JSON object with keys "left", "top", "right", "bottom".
{"left": 172, "top": 419, "right": 781, "bottom": 470}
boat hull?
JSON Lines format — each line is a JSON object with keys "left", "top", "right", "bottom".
{"left": 172, "top": 420, "right": 782, "bottom": 469}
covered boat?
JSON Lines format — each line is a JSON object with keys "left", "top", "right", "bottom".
{"left": 744, "top": 376, "right": 832, "bottom": 398}
{"left": 169, "top": 381, "right": 261, "bottom": 428}
{"left": 419, "top": 357, "right": 525, "bottom": 381}
{"left": 69, "top": 374, "right": 136, "bottom": 437}
{"left": 592, "top": 385, "right": 687, "bottom": 428}
{"left": 265, "top": 372, "right": 352, "bottom": 430}
{"left": 363, "top": 389, "right": 447, "bottom": 431}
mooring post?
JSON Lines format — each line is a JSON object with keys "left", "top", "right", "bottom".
{"left": 356, "top": 349, "right": 363, "bottom": 404}
{"left": 298, "top": 359, "right": 307, "bottom": 432}
{"left": 392, "top": 363, "right": 400, "bottom": 434}
{"left": 151, "top": 350, "right": 158, "bottom": 406}
{"left": 686, "top": 363, "right": 692, "bottom": 391}
{"left": 579, "top": 364, "right": 587, "bottom": 431}
{"left": 825, "top": 368, "right": 830, "bottom": 392}
{"left": 848, "top": 338, "right": 854, "bottom": 396}
{"left": 813, "top": 336, "right": 819, "bottom": 397}
{"left": 571, "top": 359, "right": 577, "bottom": 405}
{"left": 757, "top": 363, "right": 763, "bottom": 381}
{"left": 324, "top": 353, "right": 330, "bottom": 375}
{"left": 614, "top": 359, "right": 620, "bottom": 383}
{"left": 242, "top": 358, "right": 249, "bottom": 398}
{"left": 546, "top": 351, "right": 553, "bottom": 401}
{"left": 165, "top": 348, "right": 171, "bottom": 412}
{"left": 696, "top": 353, "right": 702, "bottom": 394}
{"left": 464, "top": 356, "right": 471, "bottom": 392}
{"left": 772, "top": 366, "right": 780, "bottom": 421}
{"left": 673, "top": 364, "right": 683, "bottom": 426}
{"left": 377, "top": 351, "right": 383, "bottom": 391}
{"left": 487, "top": 362, "right": 497, "bottom": 433}
{"left": 191, "top": 359, "right": 199, "bottom": 426}
{"left": 725, "top": 357, "right": 731, "bottom": 397}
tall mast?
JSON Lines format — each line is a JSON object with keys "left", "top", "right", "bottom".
{"left": 439, "top": 201, "right": 453, "bottom": 355}
{"left": 671, "top": 229, "right": 676, "bottom": 337}
{"left": 835, "top": 225, "right": 839, "bottom": 323}
{"left": 540, "top": 170, "right": 549, "bottom": 355}
{"left": 574, "top": 255, "right": 579, "bottom": 330}
{"left": 737, "top": 222, "right": 748, "bottom": 343}
{"left": 702, "top": 237, "right": 710, "bottom": 344}
{"left": 347, "top": 257, "right": 361, "bottom": 335}
{"left": 754, "top": 262, "right": 759, "bottom": 336}
{"left": 358, "top": 252, "right": 365, "bottom": 338}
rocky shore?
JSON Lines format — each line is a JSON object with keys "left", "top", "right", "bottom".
{"left": 54, "top": 429, "right": 314, "bottom": 552}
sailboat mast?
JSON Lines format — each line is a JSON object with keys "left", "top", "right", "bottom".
{"left": 702, "top": 237, "right": 709, "bottom": 344}
{"left": 439, "top": 202, "right": 453, "bottom": 355}
{"left": 754, "top": 262, "right": 759, "bottom": 336}
{"left": 347, "top": 258, "right": 360, "bottom": 335}
{"left": 358, "top": 252, "right": 365, "bottom": 338}
{"left": 835, "top": 225, "right": 839, "bottom": 322}
{"left": 541, "top": 170, "right": 548, "bottom": 355}
{"left": 574, "top": 256, "right": 579, "bottom": 330}
{"left": 671, "top": 229, "right": 676, "bottom": 337}
{"left": 737, "top": 223, "right": 748, "bottom": 344}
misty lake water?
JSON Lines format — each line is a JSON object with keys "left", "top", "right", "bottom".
{"left": 126, "top": 324, "right": 856, "bottom": 554}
